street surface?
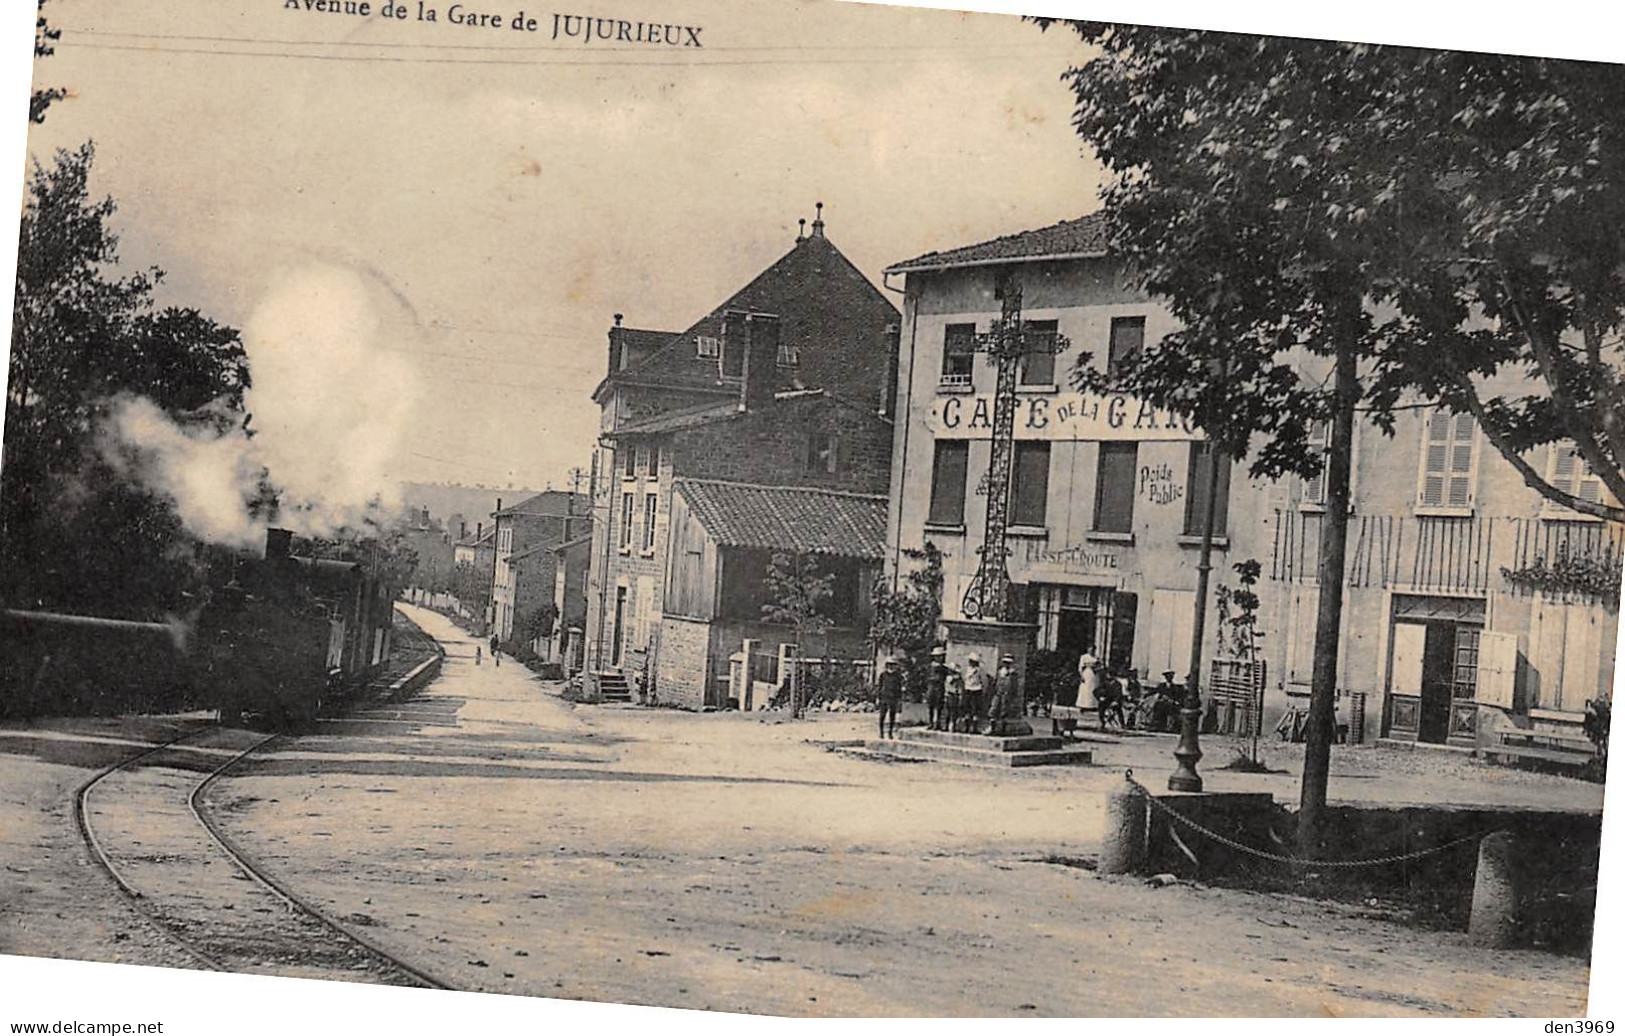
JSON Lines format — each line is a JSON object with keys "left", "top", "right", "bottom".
{"left": 0, "top": 604, "right": 1598, "bottom": 1016}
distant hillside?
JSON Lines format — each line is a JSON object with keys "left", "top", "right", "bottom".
{"left": 398, "top": 482, "right": 544, "bottom": 530}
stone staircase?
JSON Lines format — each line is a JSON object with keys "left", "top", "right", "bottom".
{"left": 595, "top": 670, "right": 632, "bottom": 703}
{"left": 868, "top": 727, "right": 1093, "bottom": 768}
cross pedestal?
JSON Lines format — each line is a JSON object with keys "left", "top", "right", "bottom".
{"left": 942, "top": 618, "right": 1037, "bottom": 737}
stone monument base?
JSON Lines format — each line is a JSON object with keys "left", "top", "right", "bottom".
{"left": 868, "top": 727, "right": 1093, "bottom": 768}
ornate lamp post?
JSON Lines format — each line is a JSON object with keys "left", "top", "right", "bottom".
{"left": 1168, "top": 436, "right": 1226, "bottom": 793}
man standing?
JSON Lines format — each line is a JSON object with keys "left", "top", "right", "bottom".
{"left": 490, "top": 632, "right": 501, "bottom": 668}
{"left": 926, "top": 646, "right": 948, "bottom": 731}
{"left": 876, "top": 655, "right": 904, "bottom": 739}
{"left": 961, "top": 652, "right": 986, "bottom": 735}
{"left": 989, "top": 653, "right": 1023, "bottom": 736}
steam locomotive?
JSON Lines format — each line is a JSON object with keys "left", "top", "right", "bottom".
{"left": 2, "top": 527, "right": 397, "bottom": 726}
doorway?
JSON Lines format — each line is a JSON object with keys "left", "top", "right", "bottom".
{"left": 611, "top": 587, "right": 627, "bottom": 667}
{"left": 1418, "top": 622, "right": 1457, "bottom": 744}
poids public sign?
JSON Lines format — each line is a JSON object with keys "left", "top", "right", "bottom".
{"left": 929, "top": 391, "right": 1203, "bottom": 441}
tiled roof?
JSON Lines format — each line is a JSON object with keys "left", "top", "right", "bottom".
{"left": 617, "top": 327, "right": 676, "bottom": 356}
{"left": 886, "top": 212, "right": 1109, "bottom": 273}
{"left": 675, "top": 479, "right": 887, "bottom": 560}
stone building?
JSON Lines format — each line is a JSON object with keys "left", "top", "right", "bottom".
{"left": 490, "top": 491, "right": 591, "bottom": 644}
{"left": 883, "top": 213, "right": 1620, "bottom": 750}
{"left": 548, "top": 534, "right": 593, "bottom": 671}
{"left": 584, "top": 209, "right": 899, "bottom": 707}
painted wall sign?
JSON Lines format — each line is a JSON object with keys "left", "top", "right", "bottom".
{"left": 1019, "top": 542, "right": 1121, "bottom": 572}
{"left": 1139, "top": 462, "right": 1184, "bottom": 505}
{"left": 928, "top": 392, "right": 1203, "bottom": 441}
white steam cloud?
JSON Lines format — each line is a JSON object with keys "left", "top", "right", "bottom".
{"left": 101, "top": 265, "right": 422, "bottom": 549}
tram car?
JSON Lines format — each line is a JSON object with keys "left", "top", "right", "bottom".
{"left": 205, "top": 528, "right": 396, "bottom": 727}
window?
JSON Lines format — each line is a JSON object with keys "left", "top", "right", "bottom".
{"left": 806, "top": 432, "right": 838, "bottom": 474}
{"left": 1548, "top": 443, "right": 1605, "bottom": 510}
{"left": 1011, "top": 441, "right": 1051, "bottom": 526}
{"left": 1303, "top": 420, "right": 1330, "bottom": 506}
{"left": 942, "top": 323, "right": 976, "bottom": 386}
{"left": 647, "top": 441, "right": 661, "bottom": 479}
{"left": 1418, "top": 411, "right": 1477, "bottom": 510}
{"left": 927, "top": 440, "right": 969, "bottom": 527}
{"left": 694, "top": 335, "right": 720, "bottom": 359}
{"left": 619, "top": 492, "right": 634, "bottom": 550}
{"left": 622, "top": 445, "right": 636, "bottom": 479}
{"left": 642, "top": 493, "right": 658, "bottom": 552}
{"left": 1094, "top": 442, "right": 1138, "bottom": 533}
{"left": 1182, "top": 442, "right": 1232, "bottom": 537}
{"left": 1019, "top": 320, "right": 1058, "bottom": 387}
{"left": 720, "top": 311, "right": 747, "bottom": 379}
{"left": 777, "top": 339, "right": 801, "bottom": 369}
{"left": 1108, "top": 316, "right": 1145, "bottom": 375}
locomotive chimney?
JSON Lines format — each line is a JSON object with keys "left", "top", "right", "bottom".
{"left": 264, "top": 528, "right": 293, "bottom": 561}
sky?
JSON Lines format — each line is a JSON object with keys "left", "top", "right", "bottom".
{"left": 23, "top": 0, "right": 1104, "bottom": 493}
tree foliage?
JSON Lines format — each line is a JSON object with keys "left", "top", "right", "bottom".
{"left": 867, "top": 542, "right": 944, "bottom": 656}
{"left": 1036, "top": 21, "right": 1625, "bottom": 520}
{"left": 3, "top": 143, "right": 250, "bottom": 617}
{"left": 32, "top": 1, "right": 65, "bottom": 124}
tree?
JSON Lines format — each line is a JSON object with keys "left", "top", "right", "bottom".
{"left": 762, "top": 551, "right": 836, "bottom": 718}
{"left": 450, "top": 560, "right": 491, "bottom": 627}
{"left": 32, "top": 1, "right": 65, "bottom": 124}
{"left": 1030, "top": 23, "right": 1625, "bottom": 843}
{"left": 868, "top": 542, "right": 944, "bottom": 700}
{"left": 4, "top": 143, "right": 249, "bottom": 617}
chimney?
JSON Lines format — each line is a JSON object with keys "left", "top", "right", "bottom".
{"left": 476, "top": 521, "right": 483, "bottom": 541}
{"left": 607, "top": 313, "right": 625, "bottom": 375}
{"left": 265, "top": 528, "right": 293, "bottom": 561}
{"left": 810, "top": 201, "right": 825, "bottom": 238}
{"left": 796, "top": 218, "right": 806, "bottom": 243}
{"left": 740, "top": 313, "right": 781, "bottom": 413}
{"left": 880, "top": 322, "right": 901, "bottom": 420}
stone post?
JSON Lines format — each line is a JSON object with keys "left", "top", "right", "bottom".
{"left": 1467, "top": 830, "right": 1519, "bottom": 948}
{"left": 1099, "top": 775, "right": 1149, "bottom": 875}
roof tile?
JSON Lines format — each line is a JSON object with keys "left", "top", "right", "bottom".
{"left": 887, "top": 212, "right": 1108, "bottom": 273}
{"left": 675, "top": 479, "right": 887, "bottom": 560}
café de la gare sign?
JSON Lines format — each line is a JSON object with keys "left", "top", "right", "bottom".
{"left": 928, "top": 392, "right": 1204, "bottom": 441}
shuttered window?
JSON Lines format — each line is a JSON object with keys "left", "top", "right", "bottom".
{"left": 1418, "top": 411, "right": 1477, "bottom": 510}
{"left": 1182, "top": 442, "right": 1231, "bottom": 536}
{"left": 1108, "top": 316, "right": 1145, "bottom": 375}
{"left": 1094, "top": 442, "right": 1137, "bottom": 533}
{"left": 642, "top": 493, "right": 658, "bottom": 552}
{"left": 927, "top": 440, "right": 969, "bottom": 527}
{"left": 1548, "top": 443, "right": 1605, "bottom": 509}
{"left": 619, "top": 492, "right": 634, "bottom": 550}
{"left": 1303, "top": 420, "right": 1329, "bottom": 506}
{"left": 1011, "top": 442, "right": 1051, "bottom": 526}
{"left": 1019, "top": 320, "right": 1058, "bottom": 387}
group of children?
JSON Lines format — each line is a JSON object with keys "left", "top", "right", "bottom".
{"left": 873, "top": 645, "right": 1191, "bottom": 739}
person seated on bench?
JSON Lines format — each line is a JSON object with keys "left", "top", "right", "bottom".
{"left": 1150, "top": 670, "right": 1183, "bottom": 733}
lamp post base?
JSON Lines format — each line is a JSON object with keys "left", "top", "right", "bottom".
{"left": 1167, "top": 702, "right": 1204, "bottom": 793}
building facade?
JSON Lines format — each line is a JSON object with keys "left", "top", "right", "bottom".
{"left": 584, "top": 211, "right": 899, "bottom": 707}
{"left": 884, "top": 214, "right": 1620, "bottom": 747}
{"left": 490, "top": 491, "right": 591, "bottom": 644}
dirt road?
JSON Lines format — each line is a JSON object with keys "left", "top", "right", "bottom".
{"left": 180, "top": 605, "right": 1587, "bottom": 1017}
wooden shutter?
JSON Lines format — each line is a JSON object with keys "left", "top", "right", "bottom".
{"left": 1419, "top": 411, "right": 1476, "bottom": 508}
{"left": 1012, "top": 442, "right": 1051, "bottom": 526}
{"left": 928, "top": 440, "right": 969, "bottom": 526}
{"left": 1150, "top": 589, "right": 1196, "bottom": 678}
{"left": 1304, "top": 421, "right": 1329, "bottom": 505}
{"left": 1288, "top": 588, "right": 1320, "bottom": 688}
{"left": 1476, "top": 631, "right": 1518, "bottom": 709}
{"left": 1390, "top": 623, "right": 1426, "bottom": 697}
{"left": 1094, "top": 442, "right": 1137, "bottom": 533}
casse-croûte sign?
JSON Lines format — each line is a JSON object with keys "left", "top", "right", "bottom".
{"left": 928, "top": 392, "right": 1203, "bottom": 441}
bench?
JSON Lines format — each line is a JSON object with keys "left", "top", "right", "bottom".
{"left": 1484, "top": 728, "right": 1597, "bottom": 769}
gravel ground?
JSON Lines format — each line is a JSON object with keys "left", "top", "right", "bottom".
{"left": 0, "top": 604, "right": 1600, "bottom": 1016}
{"left": 184, "top": 604, "right": 1595, "bottom": 1016}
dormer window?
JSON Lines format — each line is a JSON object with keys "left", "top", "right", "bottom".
{"left": 695, "top": 335, "right": 720, "bottom": 359}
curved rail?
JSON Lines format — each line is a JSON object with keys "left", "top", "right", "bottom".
{"left": 72, "top": 727, "right": 228, "bottom": 971}
{"left": 75, "top": 723, "right": 455, "bottom": 991}
{"left": 189, "top": 736, "right": 454, "bottom": 991}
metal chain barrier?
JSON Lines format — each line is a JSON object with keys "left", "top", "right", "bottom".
{"left": 1124, "top": 772, "right": 1485, "bottom": 869}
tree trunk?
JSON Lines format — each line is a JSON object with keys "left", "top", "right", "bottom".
{"left": 1298, "top": 338, "right": 1358, "bottom": 851}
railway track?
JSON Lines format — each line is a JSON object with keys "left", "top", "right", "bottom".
{"left": 73, "top": 724, "right": 453, "bottom": 990}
